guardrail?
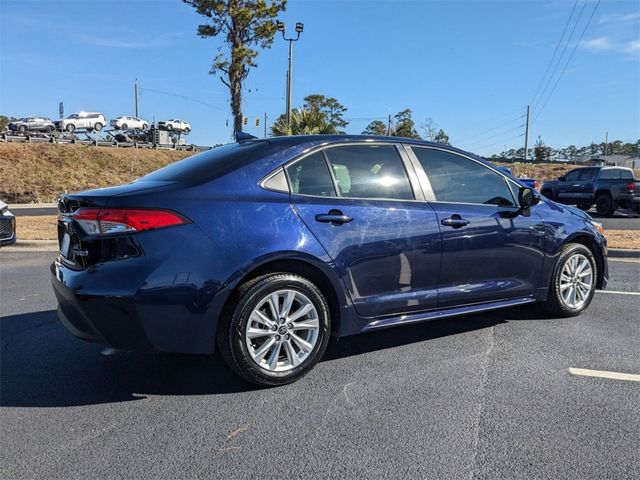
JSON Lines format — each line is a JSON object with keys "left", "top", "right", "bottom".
{"left": 0, "top": 133, "right": 212, "bottom": 152}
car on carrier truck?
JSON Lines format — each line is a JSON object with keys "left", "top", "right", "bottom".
{"left": 55, "top": 112, "right": 106, "bottom": 133}
{"left": 541, "top": 166, "right": 640, "bottom": 215}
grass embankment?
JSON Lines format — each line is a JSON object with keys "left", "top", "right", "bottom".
{"left": 16, "top": 216, "right": 639, "bottom": 250}
{"left": 0, "top": 143, "right": 194, "bottom": 203}
{"left": 1, "top": 142, "right": 582, "bottom": 203}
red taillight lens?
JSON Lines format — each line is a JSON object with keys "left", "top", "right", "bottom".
{"left": 74, "top": 208, "right": 188, "bottom": 236}
{"left": 533, "top": 180, "right": 539, "bottom": 190}
{"left": 627, "top": 181, "right": 636, "bottom": 191}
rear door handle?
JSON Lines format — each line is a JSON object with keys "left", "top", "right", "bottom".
{"left": 441, "top": 215, "right": 469, "bottom": 229}
{"left": 315, "top": 210, "right": 353, "bottom": 225}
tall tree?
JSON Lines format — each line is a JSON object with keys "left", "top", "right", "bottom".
{"left": 303, "top": 94, "right": 348, "bottom": 132}
{"left": 183, "top": 0, "right": 287, "bottom": 136}
{"left": 362, "top": 120, "right": 388, "bottom": 136}
{"left": 533, "top": 136, "right": 551, "bottom": 163}
{"left": 393, "top": 109, "right": 421, "bottom": 139}
{"left": 270, "top": 108, "right": 335, "bottom": 136}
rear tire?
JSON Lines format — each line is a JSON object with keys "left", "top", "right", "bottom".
{"left": 121, "top": 123, "right": 128, "bottom": 130}
{"left": 66, "top": 124, "right": 76, "bottom": 133}
{"left": 184, "top": 128, "right": 190, "bottom": 135}
{"left": 18, "top": 125, "right": 27, "bottom": 134}
{"left": 595, "top": 194, "right": 615, "bottom": 216}
{"left": 540, "top": 243, "right": 597, "bottom": 317}
{"left": 142, "top": 123, "right": 148, "bottom": 130}
{"left": 94, "top": 122, "right": 103, "bottom": 132}
{"left": 217, "top": 273, "right": 331, "bottom": 387}
{"left": 577, "top": 203, "right": 592, "bottom": 211}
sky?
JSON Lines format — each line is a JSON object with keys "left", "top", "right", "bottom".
{"left": 1, "top": 0, "right": 638, "bottom": 156}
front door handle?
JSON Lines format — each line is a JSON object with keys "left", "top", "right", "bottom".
{"left": 315, "top": 209, "right": 353, "bottom": 225}
{"left": 441, "top": 215, "right": 469, "bottom": 229}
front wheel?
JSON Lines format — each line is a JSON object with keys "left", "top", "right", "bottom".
{"left": 540, "top": 243, "right": 597, "bottom": 317}
{"left": 217, "top": 273, "right": 331, "bottom": 387}
{"left": 65, "top": 124, "right": 76, "bottom": 133}
{"left": 94, "top": 122, "right": 103, "bottom": 132}
{"left": 142, "top": 123, "right": 148, "bottom": 130}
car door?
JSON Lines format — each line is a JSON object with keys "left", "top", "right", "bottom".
{"left": 555, "top": 168, "right": 582, "bottom": 202}
{"left": 567, "top": 168, "right": 597, "bottom": 202}
{"left": 407, "top": 146, "right": 545, "bottom": 308}
{"left": 287, "top": 144, "right": 442, "bottom": 318}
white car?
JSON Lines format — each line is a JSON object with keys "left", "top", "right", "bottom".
{"left": 55, "top": 112, "right": 106, "bottom": 133}
{"left": 159, "top": 119, "right": 191, "bottom": 134}
{"left": 110, "top": 116, "right": 149, "bottom": 130}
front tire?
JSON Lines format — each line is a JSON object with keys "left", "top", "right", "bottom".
{"left": 94, "top": 122, "right": 103, "bottom": 132}
{"left": 217, "top": 273, "right": 331, "bottom": 387}
{"left": 66, "top": 124, "right": 76, "bottom": 133}
{"left": 540, "top": 243, "right": 597, "bottom": 317}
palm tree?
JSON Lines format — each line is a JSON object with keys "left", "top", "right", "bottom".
{"left": 270, "top": 108, "right": 336, "bottom": 136}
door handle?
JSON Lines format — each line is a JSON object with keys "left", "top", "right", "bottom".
{"left": 441, "top": 215, "right": 469, "bottom": 229}
{"left": 315, "top": 210, "right": 353, "bottom": 225}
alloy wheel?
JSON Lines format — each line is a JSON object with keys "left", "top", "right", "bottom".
{"left": 559, "top": 253, "right": 593, "bottom": 309}
{"left": 245, "top": 289, "right": 320, "bottom": 372}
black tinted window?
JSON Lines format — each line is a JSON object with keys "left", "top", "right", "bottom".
{"left": 324, "top": 145, "right": 414, "bottom": 200}
{"left": 620, "top": 169, "right": 633, "bottom": 179}
{"left": 564, "top": 170, "right": 581, "bottom": 181}
{"left": 577, "top": 168, "right": 597, "bottom": 180}
{"left": 286, "top": 152, "right": 336, "bottom": 197}
{"left": 142, "top": 141, "right": 273, "bottom": 183}
{"left": 412, "top": 148, "right": 515, "bottom": 206}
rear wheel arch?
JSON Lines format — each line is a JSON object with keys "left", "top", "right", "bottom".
{"left": 221, "top": 257, "right": 344, "bottom": 337}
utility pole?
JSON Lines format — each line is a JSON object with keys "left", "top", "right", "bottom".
{"left": 523, "top": 105, "right": 530, "bottom": 161}
{"left": 277, "top": 22, "right": 304, "bottom": 126}
{"left": 604, "top": 131, "right": 608, "bottom": 156}
{"left": 387, "top": 114, "right": 392, "bottom": 136}
{"left": 264, "top": 112, "right": 267, "bottom": 138}
{"left": 134, "top": 79, "right": 139, "bottom": 118}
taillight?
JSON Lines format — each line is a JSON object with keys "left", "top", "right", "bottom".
{"left": 533, "top": 180, "right": 539, "bottom": 190}
{"left": 74, "top": 208, "right": 188, "bottom": 236}
{"left": 627, "top": 181, "right": 636, "bottom": 192}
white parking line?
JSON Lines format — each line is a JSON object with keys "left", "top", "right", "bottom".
{"left": 569, "top": 368, "right": 640, "bottom": 382}
{"left": 596, "top": 290, "right": 640, "bottom": 296}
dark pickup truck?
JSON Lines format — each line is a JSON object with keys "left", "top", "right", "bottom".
{"left": 541, "top": 166, "right": 640, "bottom": 216}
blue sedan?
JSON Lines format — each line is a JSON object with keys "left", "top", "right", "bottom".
{"left": 51, "top": 135, "right": 608, "bottom": 386}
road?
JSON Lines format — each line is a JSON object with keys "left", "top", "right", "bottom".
{"left": 1, "top": 252, "right": 639, "bottom": 479}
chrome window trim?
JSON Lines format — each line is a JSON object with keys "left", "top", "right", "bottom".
{"left": 283, "top": 142, "right": 422, "bottom": 203}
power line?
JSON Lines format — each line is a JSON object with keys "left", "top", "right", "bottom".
{"left": 460, "top": 123, "right": 526, "bottom": 148}
{"left": 469, "top": 133, "right": 525, "bottom": 155}
{"left": 456, "top": 113, "right": 526, "bottom": 145}
{"left": 532, "top": 0, "right": 589, "bottom": 113}
{"left": 141, "top": 87, "right": 228, "bottom": 112}
{"left": 529, "top": 0, "right": 579, "bottom": 108}
{"left": 533, "top": 0, "right": 601, "bottom": 124}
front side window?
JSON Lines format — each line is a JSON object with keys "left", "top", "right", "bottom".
{"left": 323, "top": 145, "right": 414, "bottom": 200}
{"left": 412, "top": 147, "right": 515, "bottom": 206}
{"left": 577, "top": 168, "right": 597, "bottom": 181}
{"left": 285, "top": 152, "right": 336, "bottom": 197}
{"left": 564, "top": 169, "right": 581, "bottom": 181}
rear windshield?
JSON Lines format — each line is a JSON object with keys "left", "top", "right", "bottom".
{"left": 141, "top": 141, "right": 272, "bottom": 183}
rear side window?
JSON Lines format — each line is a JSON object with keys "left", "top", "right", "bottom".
{"left": 323, "top": 145, "right": 414, "bottom": 200}
{"left": 285, "top": 152, "right": 336, "bottom": 197}
{"left": 142, "top": 141, "right": 273, "bottom": 183}
{"left": 412, "top": 147, "right": 515, "bottom": 206}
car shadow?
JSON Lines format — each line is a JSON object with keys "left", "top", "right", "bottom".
{"left": 1, "top": 306, "right": 548, "bottom": 408}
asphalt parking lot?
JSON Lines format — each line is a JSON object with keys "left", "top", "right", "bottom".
{"left": 1, "top": 252, "right": 639, "bottom": 479}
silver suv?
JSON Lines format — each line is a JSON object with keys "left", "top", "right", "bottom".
{"left": 55, "top": 112, "right": 106, "bottom": 132}
{"left": 8, "top": 117, "right": 56, "bottom": 134}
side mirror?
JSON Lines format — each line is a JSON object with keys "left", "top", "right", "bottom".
{"left": 518, "top": 187, "right": 539, "bottom": 208}
{"left": 559, "top": 175, "right": 565, "bottom": 181}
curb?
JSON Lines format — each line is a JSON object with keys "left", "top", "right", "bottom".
{"left": 0, "top": 239, "right": 58, "bottom": 252}
{"left": 608, "top": 248, "right": 640, "bottom": 259}
{"left": 9, "top": 203, "right": 58, "bottom": 209}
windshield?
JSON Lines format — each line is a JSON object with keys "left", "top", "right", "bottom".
{"left": 67, "top": 114, "right": 79, "bottom": 119}
{"left": 140, "top": 141, "right": 273, "bottom": 183}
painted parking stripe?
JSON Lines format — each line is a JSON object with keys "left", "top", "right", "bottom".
{"left": 569, "top": 368, "right": 640, "bottom": 382}
{"left": 596, "top": 290, "right": 640, "bottom": 296}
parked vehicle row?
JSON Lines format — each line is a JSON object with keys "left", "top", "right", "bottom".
{"left": 5, "top": 113, "right": 191, "bottom": 135}
{"left": 52, "top": 134, "right": 608, "bottom": 387}
{"left": 541, "top": 166, "right": 640, "bottom": 216}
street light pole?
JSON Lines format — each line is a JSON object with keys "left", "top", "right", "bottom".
{"left": 277, "top": 21, "right": 304, "bottom": 126}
